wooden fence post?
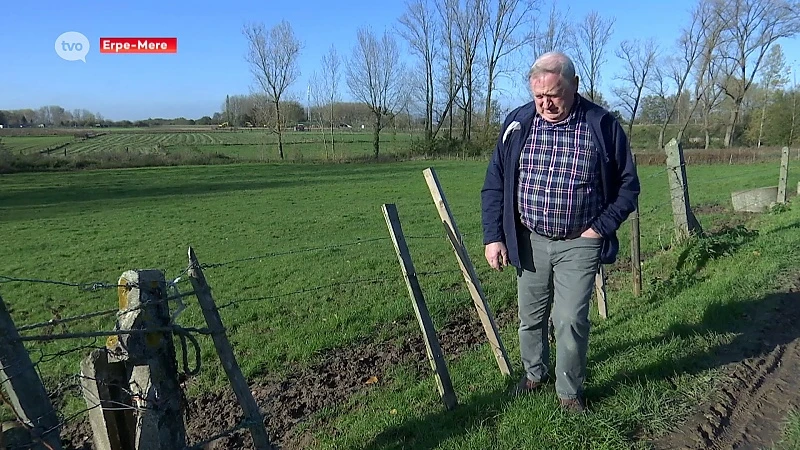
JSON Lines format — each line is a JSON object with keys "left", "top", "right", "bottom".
{"left": 0, "top": 295, "right": 63, "bottom": 450}
{"left": 383, "top": 203, "right": 458, "bottom": 410}
{"left": 631, "top": 153, "right": 643, "bottom": 297}
{"left": 187, "top": 248, "right": 275, "bottom": 450}
{"left": 664, "top": 138, "right": 702, "bottom": 242}
{"left": 594, "top": 266, "right": 608, "bottom": 319}
{"left": 105, "top": 270, "right": 187, "bottom": 450}
{"left": 422, "top": 167, "right": 512, "bottom": 376}
{"left": 778, "top": 146, "right": 790, "bottom": 204}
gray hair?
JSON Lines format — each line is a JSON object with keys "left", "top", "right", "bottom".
{"left": 527, "top": 52, "right": 577, "bottom": 87}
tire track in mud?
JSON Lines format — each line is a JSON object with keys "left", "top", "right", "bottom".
{"left": 652, "top": 279, "right": 800, "bottom": 450}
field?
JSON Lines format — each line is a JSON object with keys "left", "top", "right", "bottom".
{"left": 1, "top": 154, "right": 800, "bottom": 449}
{"left": 0, "top": 127, "right": 418, "bottom": 161}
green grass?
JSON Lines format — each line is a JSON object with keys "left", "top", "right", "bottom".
{"left": 0, "top": 135, "right": 75, "bottom": 153}
{"left": 0, "top": 159, "right": 798, "bottom": 448}
{"left": 775, "top": 409, "right": 800, "bottom": 450}
{"left": 0, "top": 129, "right": 419, "bottom": 161}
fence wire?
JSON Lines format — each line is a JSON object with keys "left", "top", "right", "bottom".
{"left": 0, "top": 159, "right": 790, "bottom": 448}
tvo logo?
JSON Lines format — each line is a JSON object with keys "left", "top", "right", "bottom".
{"left": 55, "top": 32, "right": 90, "bottom": 62}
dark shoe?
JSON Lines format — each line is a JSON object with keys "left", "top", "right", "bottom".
{"left": 559, "top": 396, "right": 587, "bottom": 413}
{"left": 511, "top": 375, "right": 547, "bottom": 396}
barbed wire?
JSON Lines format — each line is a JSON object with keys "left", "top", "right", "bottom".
{"left": 215, "top": 268, "right": 463, "bottom": 311}
{"left": 15, "top": 324, "right": 214, "bottom": 343}
{"left": 197, "top": 232, "right": 471, "bottom": 270}
{"left": 0, "top": 275, "right": 133, "bottom": 292}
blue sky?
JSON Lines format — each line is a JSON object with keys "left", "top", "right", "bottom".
{"left": 1, "top": 0, "right": 798, "bottom": 121}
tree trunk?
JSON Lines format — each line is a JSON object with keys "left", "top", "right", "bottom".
{"left": 426, "top": 59, "right": 434, "bottom": 142}
{"left": 658, "top": 122, "right": 667, "bottom": 148}
{"left": 373, "top": 112, "right": 381, "bottom": 160}
{"left": 275, "top": 101, "right": 284, "bottom": 160}
{"left": 483, "top": 63, "right": 495, "bottom": 142}
{"left": 330, "top": 103, "right": 335, "bottom": 160}
{"left": 724, "top": 99, "right": 741, "bottom": 148}
{"left": 704, "top": 112, "right": 711, "bottom": 149}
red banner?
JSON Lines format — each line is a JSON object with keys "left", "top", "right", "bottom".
{"left": 99, "top": 37, "right": 177, "bottom": 54}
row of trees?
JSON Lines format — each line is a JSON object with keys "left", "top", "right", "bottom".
{"left": 0, "top": 107, "right": 108, "bottom": 128}
{"left": 240, "top": 0, "right": 799, "bottom": 159}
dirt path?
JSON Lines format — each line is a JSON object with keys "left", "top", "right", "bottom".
{"left": 650, "top": 278, "right": 800, "bottom": 450}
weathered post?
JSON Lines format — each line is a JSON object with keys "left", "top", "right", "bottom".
{"left": 187, "top": 248, "right": 275, "bottom": 450}
{"left": 778, "top": 146, "right": 790, "bottom": 204}
{"left": 81, "top": 348, "right": 135, "bottom": 450}
{"left": 106, "top": 270, "right": 187, "bottom": 450}
{"left": 664, "top": 138, "right": 702, "bottom": 241}
{"left": 594, "top": 266, "right": 607, "bottom": 319}
{"left": 383, "top": 203, "right": 458, "bottom": 410}
{"left": 422, "top": 167, "right": 512, "bottom": 376}
{"left": 0, "top": 295, "right": 63, "bottom": 450}
{"left": 631, "top": 153, "right": 643, "bottom": 297}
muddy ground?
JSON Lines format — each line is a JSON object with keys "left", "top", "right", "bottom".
{"left": 61, "top": 272, "right": 800, "bottom": 450}
{"left": 649, "top": 274, "right": 800, "bottom": 450}
{"left": 60, "top": 302, "right": 519, "bottom": 450}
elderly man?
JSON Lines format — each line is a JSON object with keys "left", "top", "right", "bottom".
{"left": 481, "top": 52, "right": 639, "bottom": 412}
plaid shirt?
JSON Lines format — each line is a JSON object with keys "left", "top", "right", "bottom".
{"left": 517, "top": 101, "right": 602, "bottom": 239}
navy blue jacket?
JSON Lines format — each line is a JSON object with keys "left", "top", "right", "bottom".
{"left": 481, "top": 95, "right": 640, "bottom": 266}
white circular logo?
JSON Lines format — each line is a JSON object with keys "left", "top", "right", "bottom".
{"left": 55, "top": 31, "right": 90, "bottom": 62}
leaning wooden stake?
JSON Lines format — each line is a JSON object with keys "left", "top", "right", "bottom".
{"left": 187, "top": 248, "right": 274, "bottom": 450}
{"left": 0, "top": 295, "right": 63, "bottom": 450}
{"left": 631, "top": 153, "right": 643, "bottom": 297}
{"left": 422, "top": 167, "right": 512, "bottom": 376}
{"left": 778, "top": 146, "right": 790, "bottom": 204}
{"left": 665, "top": 138, "right": 702, "bottom": 242}
{"left": 383, "top": 203, "right": 458, "bottom": 410}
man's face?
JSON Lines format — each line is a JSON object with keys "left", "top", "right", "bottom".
{"left": 530, "top": 72, "right": 578, "bottom": 122}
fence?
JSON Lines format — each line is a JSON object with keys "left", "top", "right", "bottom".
{"left": 0, "top": 142, "right": 794, "bottom": 449}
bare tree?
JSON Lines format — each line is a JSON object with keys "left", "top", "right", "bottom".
{"left": 453, "top": 0, "right": 489, "bottom": 141}
{"left": 755, "top": 43, "right": 789, "bottom": 146}
{"left": 482, "top": 0, "right": 537, "bottom": 140}
{"left": 656, "top": 2, "right": 708, "bottom": 147}
{"left": 573, "top": 11, "right": 615, "bottom": 102}
{"left": 346, "top": 27, "right": 406, "bottom": 159}
{"left": 398, "top": 0, "right": 439, "bottom": 141}
{"left": 713, "top": 0, "right": 800, "bottom": 147}
{"left": 436, "top": 0, "right": 460, "bottom": 139}
{"left": 433, "top": 0, "right": 471, "bottom": 140}
{"left": 320, "top": 44, "right": 341, "bottom": 158}
{"left": 530, "top": 0, "right": 573, "bottom": 58}
{"left": 612, "top": 38, "right": 660, "bottom": 142}
{"left": 675, "top": 0, "right": 727, "bottom": 147}
{"left": 243, "top": 20, "right": 302, "bottom": 160}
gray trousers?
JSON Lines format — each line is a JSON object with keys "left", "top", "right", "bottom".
{"left": 516, "top": 227, "right": 602, "bottom": 400}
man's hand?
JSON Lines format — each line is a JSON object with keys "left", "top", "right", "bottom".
{"left": 485, "top": 242, "right": 509, "bottom": 271}
{"left": 581, "top": 227, "right": 603, "bottom": 239}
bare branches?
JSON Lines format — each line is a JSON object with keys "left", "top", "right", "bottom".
{"left": 711, "top": 0, "right": 800, "bottom": 146}
{"left": 398, "top": 0, "right": 439, "bottom": 140}
{"left": 243, "top": 20, "right": 303, "bottom": 159}
{"left": 346, "top": 27, "right": 406, "bottom": 158}
{"left": 531, "top": 0, "right": 574, "bottom": 58}
{"left": 482, "top": 0, "right": 537, "bottom": 138}
{"left": 573, "top": 10, "right": 616, "bottom": 103}
{"left": 613, "top": 38, "right": 660, "bottom": 141}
